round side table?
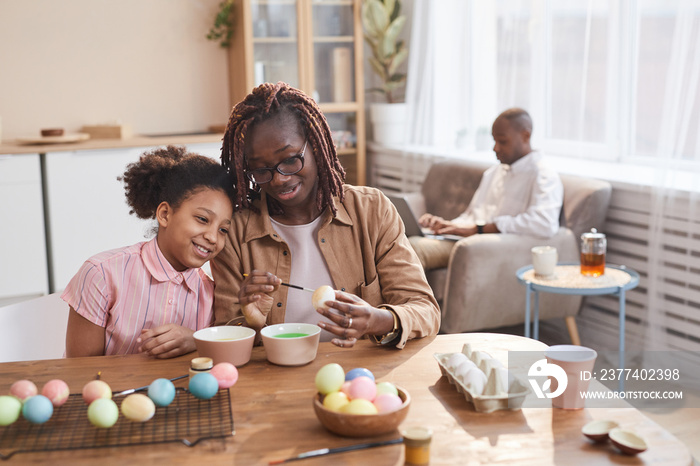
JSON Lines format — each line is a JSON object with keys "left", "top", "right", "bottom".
{"left": 516, "top": 263, "right": 640, "bottom": 383}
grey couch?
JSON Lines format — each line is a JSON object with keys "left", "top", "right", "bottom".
{"left": 399, "top": 159, "right": 612, "bottom": 340}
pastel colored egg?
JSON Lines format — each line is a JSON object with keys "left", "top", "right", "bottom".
{"left": 373, "top": 393, "right": 403, "bottom": 413}
{"left": 210, "top": 362, "right": 239, "bottom": 389}
{"left": 82, "top": 380, "right": 112, "bottom": 405}
{"left": 345, "top": 367, "right": 375, "bottom": 382}
{"left": 375, "top": 381, "right": 399, "bottom": 397}
{"left": 311, "top": 285, "right": 335, "bottom": 311}
{"left": 121, "top": 394, "right": 155, "bottom": 422}
{"left": 347, "top": 376, "right": 377, "bottom": 401}
{"left": 41, "top": 379, "right": 70, "bottom": 407}
{"left": 340, "top": 381, "right": 352, "bottom": 397}
{"left": 315, "top": 363, "right": 345, "bottom": 395}
{"left": 148, "top": 378, "right": 176, "bottom": 407}
{"left": 322, "top": 391, "right": 349, "bottom": 412}
{"left": 22, "top": 395, "right": 53, "bottom": 424}
{"left": 341, "top": 398, "right": 378, "bottom": 415}
{"left": 88, "top": 398, "right": 119, "bottom": 428}
{"left": 0, "top": 395, "right": 22, "bottom": 426}
{"left": 10, "top": 380, "right": 37, "bottom": 401}
{"left": 189, "top": 373, "right": 219, "bottom": 400}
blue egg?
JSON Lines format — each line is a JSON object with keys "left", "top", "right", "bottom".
{"left": 148, "top": 378, "right": 176, "bottom": 407}
{"left": 188, "top": 373, "right": 219, "bottom": 400}
{"left": 22, "top": 395, "right": 54, "bottom": 424}
{"left": 345, "top": 367, "right": 375, "bottom": 382}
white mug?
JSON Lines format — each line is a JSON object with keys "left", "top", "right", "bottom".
{"left": 531, "top": 246, "right": 558, "bottom": 278}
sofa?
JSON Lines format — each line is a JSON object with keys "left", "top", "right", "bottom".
{"left": 397, "top": 159, "right": 612, "bottom": 341}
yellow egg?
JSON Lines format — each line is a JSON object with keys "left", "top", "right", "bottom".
{"left": 323, "top": 391, "right": 349, "bottom": 412}
{"left": 312, "top": 285, "right": 335, "bottom": 311}
{"left": 341, "top": 398, "right": 378, "bottom": 415}
{"left": 120, "top": 394, "right": 155, "bottom": 422}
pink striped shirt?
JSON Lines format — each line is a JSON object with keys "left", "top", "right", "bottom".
{"left": 61, "top": 238, "right": 214, "bottom": 355}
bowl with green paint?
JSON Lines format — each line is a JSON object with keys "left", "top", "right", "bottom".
{"left": 260, "top": 323, "right": 322, "bottom": 366}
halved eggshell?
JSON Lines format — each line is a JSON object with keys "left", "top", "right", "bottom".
{"left": 582, "top": 419, "right": 619, "bottom": 443}
{"left": 609, "top": 427, "right": 648, "bottom": 455}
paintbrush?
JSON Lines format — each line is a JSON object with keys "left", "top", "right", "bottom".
{"left": 268, "top": 438, "right": 404, "bottom": 464}
{"left": 113, "top": 374, "right": 188, "bottom": 396}
{"left": 242, "top": 273, "right": 314, "bottom": 293}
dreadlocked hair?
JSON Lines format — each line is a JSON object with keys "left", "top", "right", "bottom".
{"left": 119, "top": 145, "right": 236, "bottom": 220}
{"left": 221, "top": 81, "right": 346, "bottom": 217}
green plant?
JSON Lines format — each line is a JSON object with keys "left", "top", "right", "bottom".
{"left": 206, "top": 0, "right": 235, "bottom": 48}
{"left": 361, "top": 0, "right": 408, "bottom": 103}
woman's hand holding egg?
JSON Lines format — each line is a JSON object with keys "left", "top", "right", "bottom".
{"left": 314, "top": 290, "right": 393, "bottom": 349}
{"left": 238, "top": 271, "right": 281, "bottom": 329}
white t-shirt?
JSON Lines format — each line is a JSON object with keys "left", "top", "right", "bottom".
{"left": 270, "top": 216, "right": 336, "bottom": 341}
{"left": 453, "top": 151, "right": 563, "bottom": 238}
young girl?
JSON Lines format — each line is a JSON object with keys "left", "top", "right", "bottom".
{"left": 62, "top": 145, "right": 235, "bottom": 359}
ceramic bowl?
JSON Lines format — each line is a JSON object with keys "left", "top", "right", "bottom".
{"left": 313, "top": 387, "right": 411, "bottom": 437}
{"left": 193, "top": 326, "right": 256, "bottom": 367}
{"left": 582, "top": 419, "right": 619, "bottom": 442}
{"left": 260, "top": 323, "right": 321, "bottom": 366}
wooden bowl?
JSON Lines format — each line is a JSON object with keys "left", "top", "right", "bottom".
{"left": 609, "top": 428, "right": 648, "bottom": 455}
{"left": 582, "top": 419, "right": 619, "bottom": 443}
{"left": 41, "top": 128, "right": 64, "bottom": 137}
{"left": 313, "top": 387, "right": 410, "bottom": 437}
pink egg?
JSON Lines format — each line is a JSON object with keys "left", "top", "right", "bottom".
{"left": 340, "top": 381, "right": 352, "bottom": 397}
{"left": 347, "top": 376, "right": 377, "bottom": 401}
{"left": 210, "top": 362, "right": 239, "bottom": 389}
{"left": 82, "top": 380, "right": 112, "bottom": 404}
{"left": 373, "top": 393, "right": 403, "bottom": 413}
{"left": 10, "top": 380, "right": 37, "bottom": 401}
{"left": 41, "top": 379, "right": 70, "bottom": 407}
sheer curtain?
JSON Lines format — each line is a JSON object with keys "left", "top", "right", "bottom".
{"left": 404, "top": 0, "right": 700, "bottom": 352}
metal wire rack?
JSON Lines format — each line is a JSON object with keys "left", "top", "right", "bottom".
{"left": 0, "top": 388, "right": 233, "bottom": 460}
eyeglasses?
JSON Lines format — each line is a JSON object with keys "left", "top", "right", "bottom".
{"left": 244, "top": 141, "right": 307, "bottom": 184}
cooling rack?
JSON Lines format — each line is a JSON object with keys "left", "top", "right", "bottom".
{"left": 0, "top": 388, "right": 233, "bottom": 460}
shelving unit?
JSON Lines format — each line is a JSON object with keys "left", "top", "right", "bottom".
{"left": 228, "top": 0, "right": 366, "bottom": 184}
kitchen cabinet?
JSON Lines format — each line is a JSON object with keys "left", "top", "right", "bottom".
{"left": 0, "top": 154, "right": 49, "bottom": 305}
{"left": 44, "top": 148, "right": 154, "bottom": 292}
{"left": 228, "top": 0, "right": 366, "bottom": 184}
{"left": 44, "top": 143, "right": 222, "bottom": 292}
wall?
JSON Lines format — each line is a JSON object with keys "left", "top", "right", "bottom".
{"left": 0, "top": 0, "right": 230, "bottom": 140}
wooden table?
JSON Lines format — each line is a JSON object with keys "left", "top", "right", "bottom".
{"left": 0, "top": 334, "right": 691, "bottom": 465}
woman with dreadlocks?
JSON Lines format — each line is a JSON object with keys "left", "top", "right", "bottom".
{"left": 211, "top": 82, "right": 439, "bottom": 349}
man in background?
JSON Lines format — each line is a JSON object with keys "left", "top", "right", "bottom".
{"left": 410, "top": 107, "right": 563, "bottom": 270}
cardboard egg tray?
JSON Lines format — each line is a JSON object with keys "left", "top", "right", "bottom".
{"left": 434, "top": 343, "right": 530, "bottom": 413}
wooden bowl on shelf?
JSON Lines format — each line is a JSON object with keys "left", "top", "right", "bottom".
{"left": 312, "top": 387, "right": 411, "bottom": 437}
{"left": 41, "top": 128, "right": 64, "bottom": 137}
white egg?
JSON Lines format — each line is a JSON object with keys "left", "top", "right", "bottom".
{"left": 454, "top": 360, "right": 477, "bottom": 381}
{"left": 312, "top": 285, "right": 335, "bottom": 311}
{"left": 459, "top": 367, "right": 487, "bottom": 395}
{"left": 446, "top": 352, "right": 469, "bottom": 371}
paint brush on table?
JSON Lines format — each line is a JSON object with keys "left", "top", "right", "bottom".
{"left": 268, "top": 438, "right": 404, "bottom": 465}
{"left": 113, "top": 374, "right": 188, "bottom": 396}
{"left": 242, "top": 273, "right": 314, "bottom": 293}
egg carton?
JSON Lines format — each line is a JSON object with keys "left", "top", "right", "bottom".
{"left": 434, "top": 343, "right": 530, "bottom": 413}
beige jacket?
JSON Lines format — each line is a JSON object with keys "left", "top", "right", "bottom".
{"left": 211, "top": 185, "right": 440, "bottom": 349}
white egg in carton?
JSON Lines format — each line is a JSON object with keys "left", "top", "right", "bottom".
{"left": 434, "top": 343, "right": 530, "bottom": 413}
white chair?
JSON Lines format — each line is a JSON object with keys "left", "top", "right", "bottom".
{"left": 0, "top": 293, "right": 69, "bottom": 362}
